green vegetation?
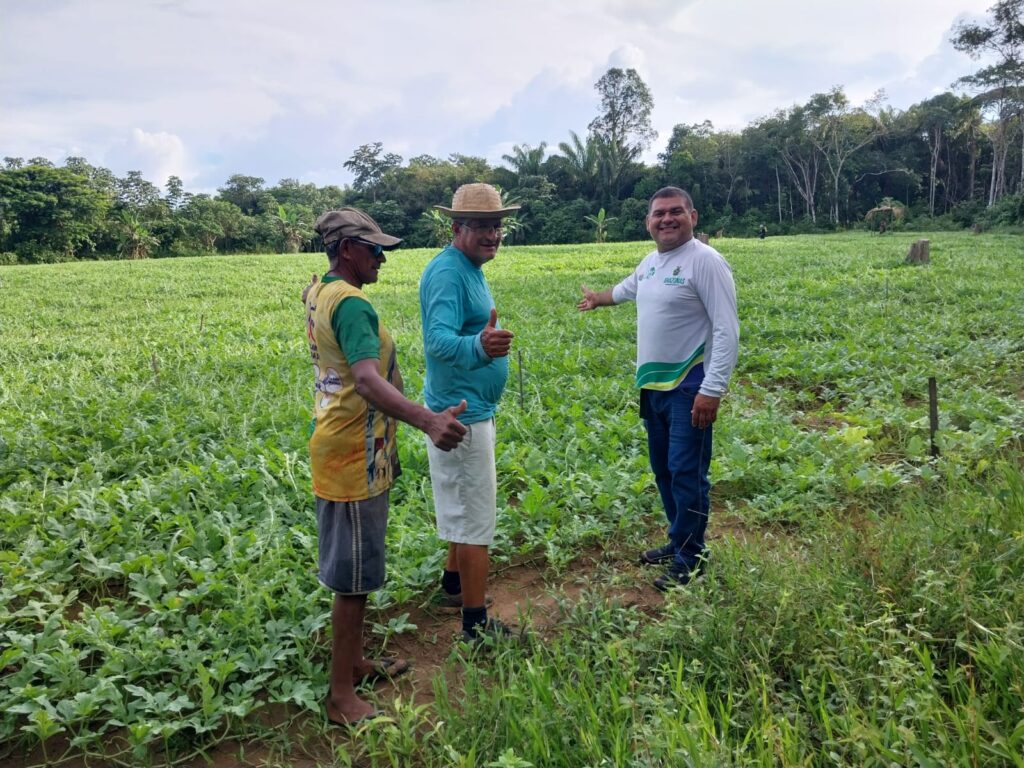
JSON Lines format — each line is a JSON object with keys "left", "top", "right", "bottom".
{"left": 1, "top": 232, "right": 1022, "bottom": 766}
{"left": 421, "top": 467, "right": 1024, "bottom": 768}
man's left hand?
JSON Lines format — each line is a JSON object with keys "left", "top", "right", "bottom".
{"left": 480, "top": 308, "right": 513, "bottom": 358}
{"left": 691, "top": 393, "right": 720, "bottom": 429}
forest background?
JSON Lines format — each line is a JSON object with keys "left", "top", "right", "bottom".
{"left": 2, "top": 1, "right": 1023, "bottom": 265}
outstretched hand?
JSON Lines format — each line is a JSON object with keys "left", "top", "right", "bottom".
{"left": 480, "top": 308, "right": 513, "bottom": 358}
{"left": 577, "top": 284, "right": 602, "bottom": 311}
{"left": 427, "top": 399, "right": 468, "bottom": 451}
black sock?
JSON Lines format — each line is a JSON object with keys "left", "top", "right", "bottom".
{"left": 462, "top": 605, "right": 487, "bottom": 636}
{"left": 441, "top": 569, "right": 461, "bottom": 595}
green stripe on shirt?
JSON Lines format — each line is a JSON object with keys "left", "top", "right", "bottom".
{"left": 635, "top": 343, "right": 704, "bottom": 389}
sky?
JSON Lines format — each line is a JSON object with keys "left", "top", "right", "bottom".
{"left": 0, "top": 0, "right": 997, "bottom": 195}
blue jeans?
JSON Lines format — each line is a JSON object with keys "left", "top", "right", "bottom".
{"left": 641, "top": 388, "right": 712, "bottom": 570}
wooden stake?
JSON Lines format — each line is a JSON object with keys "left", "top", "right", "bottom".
{"left": 517, "top": 349, "right": 525, "bottom": 410}
{"left": 928, "top": 376, "right": 939, "bottom": 458}
{"left": 199, "top": 313, "right": 205, "bottom": 332}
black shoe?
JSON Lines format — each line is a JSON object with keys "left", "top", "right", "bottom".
{"left": 639, "top": 541, "right": 677, "bottom": 566}
{"left": 653, "top": 561, "right": 704, "bottom": 592}
{"left": 461, "top": 617, "right": 517, "bottom": 644}
{"left": 432, "top": 591, "right": 494, "bottom": 610}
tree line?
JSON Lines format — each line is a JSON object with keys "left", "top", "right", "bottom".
{"left": 1, "top": 2, "right": 1021, "bottom": 265}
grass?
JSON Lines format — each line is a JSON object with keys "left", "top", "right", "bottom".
{"left": 356, "top": 465, "right": 1024, "bottom": 767}
{"left": 0, "top": 231, "right": 1022, "bottom": 765}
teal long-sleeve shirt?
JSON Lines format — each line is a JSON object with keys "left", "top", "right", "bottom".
{"left": 419, "top": 245, "right": 509, "bottom": 424}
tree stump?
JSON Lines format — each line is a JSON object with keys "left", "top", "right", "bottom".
{"left": 906, "top": 239, "right": 930, "bottom": 265}
{"left": 696, "top": 232, "right": 710, "bottom": 244}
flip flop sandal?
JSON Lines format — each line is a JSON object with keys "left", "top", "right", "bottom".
{"left": 357, "top": 657, "right": 410, "bottom": 686}
{"left": 327, "top": 710, "right": 382, "bottom": 728}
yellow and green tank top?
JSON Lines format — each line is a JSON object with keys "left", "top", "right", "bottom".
{"left": 305, "top": 278, "right": 399, "bottom": 502}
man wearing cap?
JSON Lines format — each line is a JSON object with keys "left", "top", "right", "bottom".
{"left": 578, "top": 187, "right": 739, "bottom": 591}
{"left": 305, "top": 207, "right": 468, "bottom": 724}
{"left": 419, "top": 183, "right": 518, "bottom": 641}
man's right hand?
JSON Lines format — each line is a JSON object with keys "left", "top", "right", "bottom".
{"left": 426, "top": 400, "right": 468, "bottom": 451}
{"left": 301, "top": 273, "right": 318, "bottom": 303}
{"left": 578, "top": 284, "right": 613, "bottom": 311}
{"left": 480, "top": 308, "right": 513, "bottom": 358}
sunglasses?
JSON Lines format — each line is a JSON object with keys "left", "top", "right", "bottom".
{"left": 350, "top": 238, "right": 385, "bottom": 258}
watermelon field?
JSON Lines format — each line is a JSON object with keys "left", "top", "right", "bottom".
{"left": 1, "top": 232, "right": 1023, "bottom": 767}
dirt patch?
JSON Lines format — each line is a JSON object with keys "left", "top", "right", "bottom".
{"left": 2, "top": 523, "right": 762, "bottom": 768}
{"left": 373, "top": 545, "right": 665, "bottom": 713}
{"left": 168, "top": 544, "right": 670, "bottom": 768}
{"left": 793, "top": 411, "right": 849, "bottom": 430}
{"left": 64, "top": 580, "right": 129, "bottom": 622}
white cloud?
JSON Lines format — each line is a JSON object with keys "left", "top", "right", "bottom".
{"left": 607, "top": 45, "right": 649, "bottom": 78}
{"left": 113, "top": 129, "right": 191, "bottom": 188}
{"left": 0, "top": 0, "right": 1002, "bottom": 191}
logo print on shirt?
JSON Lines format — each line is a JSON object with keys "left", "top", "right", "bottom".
{"left": 663, "top": 268, "right": 686, "bottom": 286}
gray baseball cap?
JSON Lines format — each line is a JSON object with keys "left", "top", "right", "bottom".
{"left": 314, "top": 207, "right": 402, "bottom": 248}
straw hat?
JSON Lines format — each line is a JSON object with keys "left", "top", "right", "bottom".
{"left": 434, "top": 183, "right": 520, "bottom": 218}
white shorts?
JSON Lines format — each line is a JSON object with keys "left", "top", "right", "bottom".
{"left": 425, "top": 418, "right": 497, "bottom": 545}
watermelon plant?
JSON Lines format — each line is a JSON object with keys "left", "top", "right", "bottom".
{"left": 0, "top": 232, "right": 1021, "bottom": 765}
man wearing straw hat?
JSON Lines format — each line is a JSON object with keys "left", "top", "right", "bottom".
{"left": 305, "top": 207, "right": 468, "bottom": 725}
{"left": 420, "top": 183, "right": 519, "bottom": 642}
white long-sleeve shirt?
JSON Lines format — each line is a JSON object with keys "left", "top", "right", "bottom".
{"left": 612, "top": 238, "right": 739, "bottom": 397}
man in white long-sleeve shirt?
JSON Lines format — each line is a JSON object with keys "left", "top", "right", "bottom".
{"left": 578, "top": 187, "right": 739, "bottom": 590}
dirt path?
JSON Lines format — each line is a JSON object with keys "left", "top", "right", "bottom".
{"left": 377, "top": 545, "right": 659, "bottom": 710}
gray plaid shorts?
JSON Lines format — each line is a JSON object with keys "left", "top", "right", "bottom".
{"left": 316, "top": 492, "right": 389, "bottom": 595}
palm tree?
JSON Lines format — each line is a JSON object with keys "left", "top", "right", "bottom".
{"left": 276, "top": 204, "right": 313, "bottom": 253}
{"left": 950, "top": 102, "right": 985, "bottom": 203}
{"left": 502, "top": 210, "right": 532, "bottom": 244}
{"left": 420, "top": 208, "right": 452, "bottom": 248}
{"left": 115, "top": 210, "right": 158, "bottom": 259}
{"left": 595, "top": 137, "right": 642, "bottom": 206}
{"left": 556, "top": 131, "right": 599, "bottom": 200}
{"left": 584, "top": 208, "right": 617, "bottom": 243}
{"left": 492, "top": 186, "right": 528, "bottom": 244}
{"left": 501, "top": 142, "right": 548, "bottom": 179}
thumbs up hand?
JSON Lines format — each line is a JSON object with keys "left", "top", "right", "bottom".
{"left": 426, "top": 399, "right": 468, "bottom": 451}
{"left": 480, "top": 307, "right": 513, "bottom": 358}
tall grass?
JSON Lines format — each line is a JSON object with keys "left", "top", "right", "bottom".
{"left": 354, "top": 464, "right": 1024, "bottom": 766}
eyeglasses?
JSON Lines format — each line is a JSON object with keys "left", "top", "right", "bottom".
{"left": 350, "top": 238, "right": 385, "bottom": 258}
{"left": 458, "top": 222, "right": 504, "bottom": 236}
